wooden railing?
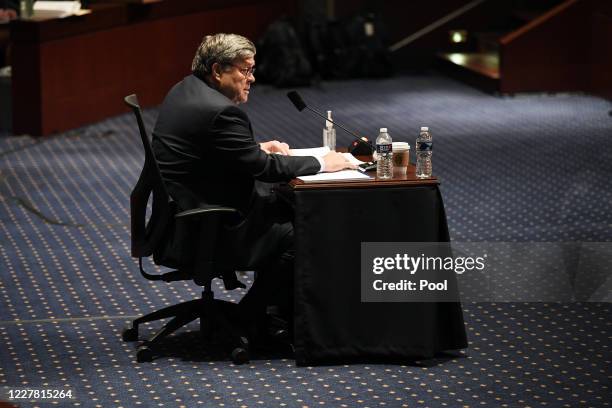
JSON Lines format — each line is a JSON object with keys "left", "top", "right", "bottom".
{"left": 388, "top": 0, "right": 487, "bottom": 52}
{"left": 499, "top": 0, "right": 594, "bottom": 94}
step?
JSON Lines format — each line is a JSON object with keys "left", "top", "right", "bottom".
{"left": 437, "top": 52, "right": 500, "bottom": 79}
{"left": 472, "top": 31, "right": 506, "bottom": 53}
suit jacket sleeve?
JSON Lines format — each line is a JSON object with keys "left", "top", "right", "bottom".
{"left": 209, "top": 105, "right": 320, "bottom": 182}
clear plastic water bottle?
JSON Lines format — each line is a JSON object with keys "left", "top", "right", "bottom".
{"left": 376, "top": 127, "right": 393, "bottom": 179}
{"left": 323, "top": 110, "right": 336, "bottom": 151}
{"left": 416, "top": 126, "right": 433, "bottom": 178}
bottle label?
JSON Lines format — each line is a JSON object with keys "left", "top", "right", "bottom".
{"left": 376, "top": 144, "right": 392, "bottom": 154}
{"left": 417, "top": 141, "right": 433, "bottom": 151}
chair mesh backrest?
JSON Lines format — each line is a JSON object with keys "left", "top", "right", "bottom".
{"left": 124, "top": 94, "right": 173, "bottom": 258}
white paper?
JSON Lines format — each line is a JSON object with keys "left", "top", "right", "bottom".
{"left": 290, "top": 147, "right": 364, "bottom": 164}
{"left": 289, "top": 146, "right": 330, "bottom": 157}
{"left": 33, "top": 1, "right": 81, "bottom": 18}
{"left": 297, "top": 170, "right": 371, "bottom": 183}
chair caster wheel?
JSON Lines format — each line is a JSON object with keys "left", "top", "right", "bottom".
{"left": 231, "top": 347, "right": 249, "bottom": 365}
{"left": 122, "top": 327, "right": 138, "bottom": 342}
{"left": 136, "top": 346, "right": 154, "bottom": 362}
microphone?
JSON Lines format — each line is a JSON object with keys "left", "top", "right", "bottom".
{"left": 287, "top": 91, "right": 374, "bottom": 155}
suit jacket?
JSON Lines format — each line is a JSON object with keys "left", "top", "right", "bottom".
{"left": 153, "top": 74, "right": 319, "bottom": 214}
{"left": 152, "top": 75, "right": 319, "bottom": 269}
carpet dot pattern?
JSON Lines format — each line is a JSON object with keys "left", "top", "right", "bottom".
{"left": 1, "top": 75, "right": 610, "bottom": 407}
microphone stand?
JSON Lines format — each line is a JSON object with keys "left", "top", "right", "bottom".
{"left": 288, "top": 91, "right": 374, "bottom": 156}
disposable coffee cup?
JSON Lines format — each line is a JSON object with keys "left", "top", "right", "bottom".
{"left": 392, "top": 142, "right": 410, "bottom": 175}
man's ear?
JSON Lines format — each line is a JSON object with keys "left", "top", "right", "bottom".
{"left": 211, "top": 63, "right": 223, "bottom": 81}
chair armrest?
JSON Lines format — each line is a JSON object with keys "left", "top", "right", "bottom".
{"left": 175, "top": 205, "right": 241, "bottom": 221}
{"left": 174, "top": 204, "right": 244, "bottom": 289}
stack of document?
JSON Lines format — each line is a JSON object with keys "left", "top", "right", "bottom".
{"left": 289, "top": 146, "right": 332, "bottom": 158}
{"left": 297, "top": 170, "right": 370, "bottom": 183}
{"left": 290, "top": 147, "right": 371, "bottom": 183}
{"left": 33, "top": 1, "right": 84, "bottom": 19}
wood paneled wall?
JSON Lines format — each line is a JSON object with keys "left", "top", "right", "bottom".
{"left": 11, "top": 0, "right": 295, "bottom": 136}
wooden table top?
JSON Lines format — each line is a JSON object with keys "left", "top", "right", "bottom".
{"left": 288, "top": 162, "right": 439, "bottom": 190}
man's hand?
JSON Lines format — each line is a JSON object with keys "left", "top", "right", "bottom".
{"left": 260, "top": 140, "right": 290, "bottom": 155}
{"left": 322, "top": 151, "right": 357, "bottom": 172}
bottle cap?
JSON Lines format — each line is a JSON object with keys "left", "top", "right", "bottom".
{"left": 379, "top": 127, "right": 387, "bottom": 133}
{"left": 420, "top": 126, "right": 429, "bottom": 131}
{"left": 326, "top": 111, "right": 333, "bottom": 129}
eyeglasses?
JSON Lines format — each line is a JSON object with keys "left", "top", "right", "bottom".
{"left": 232, "top": 64, "right": 256, "bottom": 77}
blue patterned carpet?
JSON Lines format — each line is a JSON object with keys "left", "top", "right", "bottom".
{"left": 0, "top": 74, "right": 610, "bottom": 407}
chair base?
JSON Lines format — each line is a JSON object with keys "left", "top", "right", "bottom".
{"left": 122, "top": 290, "right": 250, "bottom": 364}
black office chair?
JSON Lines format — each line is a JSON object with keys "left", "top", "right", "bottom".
{"left": 121, "top": 94, "right": 250, "bottom": 364}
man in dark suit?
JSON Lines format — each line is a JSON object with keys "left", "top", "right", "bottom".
{"left": 152, "top": 33, "right": 354, "bottom": 341}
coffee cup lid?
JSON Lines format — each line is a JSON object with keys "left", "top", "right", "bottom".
{"left": 392, "top": 142, "right": 410, "bottom": 150}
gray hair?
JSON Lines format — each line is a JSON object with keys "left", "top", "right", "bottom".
{"left": 191, "top": 33, "right": 256, "bottom": 78}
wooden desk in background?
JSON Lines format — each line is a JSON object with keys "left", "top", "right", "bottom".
{"left": 278, "top": 164, "right": 468, "bottom": 365}
{"left": 9, "top": 0, "right": 294, "bottom": 136}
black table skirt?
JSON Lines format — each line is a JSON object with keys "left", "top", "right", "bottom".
{"left": 291, "top": 185, "right": 468, "bottom": 365}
